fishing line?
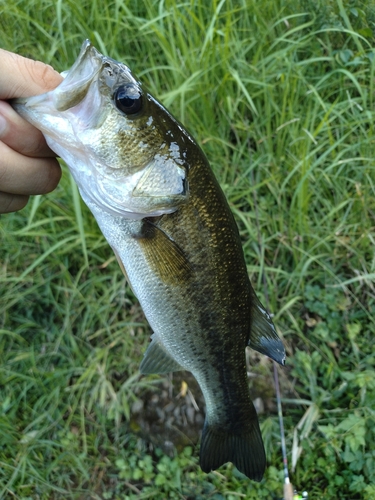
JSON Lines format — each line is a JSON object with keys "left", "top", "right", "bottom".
{"left": 274, "top": 360, "right": 294, "bottom": 500}
{"left": 249, "top": 166, "right": 307, "bottom": 500}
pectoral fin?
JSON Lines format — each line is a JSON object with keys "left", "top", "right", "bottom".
{"left": 134, "top": 219, "right": 193, "bottom": 285}
{"left": 140, "top": 332, "right": 185, "bottom": 374}
{"left": 248, "top": 291, "right": 286, "bottom": 365}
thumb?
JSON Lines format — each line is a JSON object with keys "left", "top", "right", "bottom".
{"left": 0, "top": 49, "right": 63, "bottom": 99}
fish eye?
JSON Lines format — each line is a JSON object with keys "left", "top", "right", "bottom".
{"left": 114, "top": 83, "right": 143, "bottom": 115}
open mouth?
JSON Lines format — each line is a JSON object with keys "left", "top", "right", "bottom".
{"left": 53, "top": 40, "right": 102, "bottom": 111}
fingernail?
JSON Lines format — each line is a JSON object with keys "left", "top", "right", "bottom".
{"left": 0, "top": 113, "right": 8, "bottom": 136}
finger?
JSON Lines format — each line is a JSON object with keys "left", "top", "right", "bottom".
{"left": 0, "top": 191, "right": 29, "bottom": 213}
{"left": 0, "top": 141, "right": 61, "bottom": 195}
{"left": 0, "top": 100, "right": 56, "bottom": 158}
{"left": 0, "top": 49, "right": 63, "bottom": 99}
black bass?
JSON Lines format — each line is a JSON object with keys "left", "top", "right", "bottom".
{"left": 12, "top": 40, "right": 285, "bottom": 480}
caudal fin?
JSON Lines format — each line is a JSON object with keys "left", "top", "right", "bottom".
{"left": 199, "top": 420, "right": 266, "bottom": 481}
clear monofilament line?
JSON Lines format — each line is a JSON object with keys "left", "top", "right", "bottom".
{"left": 273, "top": 361, "right": 293, "bottom": 500}
{"left": 250, "top": 165, "right": 294, "bottom": 497}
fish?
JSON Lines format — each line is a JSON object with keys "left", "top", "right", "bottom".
{"left": 11, "top": 40, "right": 285, "bottom": 480}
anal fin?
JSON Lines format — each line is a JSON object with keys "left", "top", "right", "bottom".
{"left": 140, "top": 332, "right": 185, "bottom": 374}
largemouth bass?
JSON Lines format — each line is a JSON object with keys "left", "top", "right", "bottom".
{"left": 12, "top": 40, "right": 285, "bottom": 480}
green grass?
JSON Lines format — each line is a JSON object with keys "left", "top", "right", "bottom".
{"left": 1, "top": 0, "right": 375, "bottom": 498}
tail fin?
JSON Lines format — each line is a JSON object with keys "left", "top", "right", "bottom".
{"left": 199, "top": 420, "right": 266, "bottom": 481}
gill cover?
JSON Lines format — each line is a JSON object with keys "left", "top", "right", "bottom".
{"left": 11, "top": 40, "right": 190, "bottom": 219}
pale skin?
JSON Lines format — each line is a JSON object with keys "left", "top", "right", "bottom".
{"left": 0, "top": 49, "right": 63, "bottom": 213}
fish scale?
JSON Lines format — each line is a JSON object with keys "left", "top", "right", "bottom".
{"left": 84, "top": 144, "right": 267, "bottom": 480}
{"left": 11, "top": 39, "right": 285, "bottom": 480}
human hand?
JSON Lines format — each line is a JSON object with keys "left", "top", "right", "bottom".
{"left": 0, "top": 49, "right": 63, "bottom": 213}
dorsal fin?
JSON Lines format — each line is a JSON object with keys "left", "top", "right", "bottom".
{"left": 248, "top": 290, "right": 286, "bottom": 365}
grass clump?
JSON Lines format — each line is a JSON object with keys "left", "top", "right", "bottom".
{"left": 1, "top": 0, "right": 375, "bottom": 498}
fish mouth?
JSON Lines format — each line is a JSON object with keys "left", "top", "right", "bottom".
{"left": 13, "top": 39, "right": 136, "bottom": 115}
{"left": 52, "top": 40, "right": 103, "bottom": 111}
{"left": 53, "top": 40, "right": 137, "bottom": 112}
{"left": 12, "top": 40, "right": 103, "bottom": 112}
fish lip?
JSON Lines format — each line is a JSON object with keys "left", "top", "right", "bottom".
{"left": 11, "top": 39, "right": 136, "bottom": 114}
{"left": 53, "top": 40, "right": 137, "bottom": 112}
{"left": 12, "top": 40, "right": 103, "bottom": 112}
{"left": 52, "top": 40, "right": 103, "bottom": 111}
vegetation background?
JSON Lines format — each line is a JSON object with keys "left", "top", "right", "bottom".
{"left": 1, "top": 0, "right": 375, "bottom": 498}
